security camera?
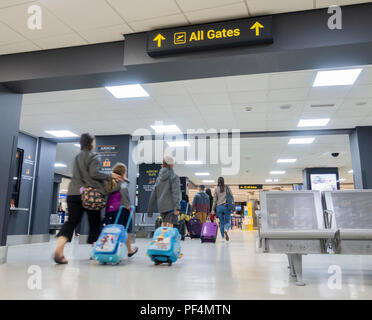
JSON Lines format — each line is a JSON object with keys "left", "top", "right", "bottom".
{"left": 331, "top": 153, "right": 340, "bottom": 158}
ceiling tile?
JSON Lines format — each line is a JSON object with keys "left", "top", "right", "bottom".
{"left": 0, "top": 3, "right": 73, "bottom": 39}
{"left": 0, "top": 1, "right": 36, "bottom": 8}
{"left": 226, "top": 74, "right": 269, "bottom": 92}
{"left": 268, "top": 88, "right": 309, "bottom": 101}
{"left": 79, "top": 24, "right": 131, "bottom": 43}
{"left": 192, "top": 92, "right": 230, "bottom": 105}
{"left": 229, "top": 90, "right": 268, "bottom": 104}
{"left": 33, "top": 32, "right": 88, "bottom": 49}
{"left": 347, "top": 85, "right": 372, "bottom": 99}
{"left": 128, "top": 14, "right": 188, "bottom": 32}
{"left": 315, "top": 0, "right": 372, "bottom": 8}
{"left": 185, "top": 3, "right": 248, "bottom": 24}
{"left": 308, "top": 86, "right": 351, "bottom": 99}
{"left": 356, "top": 67, "right": 372, "bottom": 85}
{"left": 0, "top": 40, "right": 40, "bottom": 55}
{"left": 269, "top": 71, "right": 316, "bottom": 90}
{"left": 184, "top": 77, "right": 227, "bottom": 94}
{"left": 176, "top": 0, "right": 244, "bottom": 12}
{"left": 143, "top": 81, "right": 188, "bottom": 96}
{"left": 246, "top": 0, "right": 314, "bottom": 15}
{"left": 40, "top": 0, "right": 124, "bottom": 31}
{"left": 107, "top": 0, "right": 181, "bottom": 22}
{"left": 232, "top": 102, "right": 267, "bottom": 113}
{"left": 0, "top": 21, "right": 26, "bottom": 45}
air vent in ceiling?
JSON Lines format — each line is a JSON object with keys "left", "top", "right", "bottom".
{"left": 310, "top": 103, "right": 335, "bottom": 108}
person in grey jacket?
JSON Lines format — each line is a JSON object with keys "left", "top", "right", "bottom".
{"left": 54, "top": 133, "right": 123, "bottom": 264}
{"left": 148, "top": 155, "right": 181, "bottom": 227}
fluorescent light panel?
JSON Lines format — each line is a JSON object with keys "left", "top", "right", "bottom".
{"left": 297, "top": 118, "right": 330, "bottom": 127}
{"left": 313, "top": 68, "right": 362, "bottom": 87}
{"left": 195, "top": 172, "right": 210, "bottom": 176}
{"left": 45, "top": 130, "right": 78, "bottom": 138}
{"left": 74, "top": 143, "right": 81, "bottom": 148}
{"left": 270, "top": 171, "right": 286, "bottom": 175}
{"left": 266, "top": 179, "right": 279, "bottom": 183}
{"left": 348, "top": 170, "right": 354, "bottom": 174}
{"left": 203, "top": 180, "right": 215, "bottom": 183}
{"left": 105, "top": 84, "right": 149, "bottom": 98}
{"left": 185, "top": 160, "right": 202, "bottom": 165}
{"left": 288, "top": 138, "right": 315, "bottom": 145}
{"left": 167, "top": 140, "right": 190, "bottom": 147}
{"left": 277, "top": 159, "right": 297, "bottom": 163}
{"left": 151, "top": 124, "right": 182, "bottom": 134}
{"left": 55, "top": 163, "right": 67, "bottom": 168}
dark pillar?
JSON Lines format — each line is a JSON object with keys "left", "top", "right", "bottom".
{"left": 349, "top": 126, "right": 372, "bottom": 189}
{"left": 30, "top": 138, "right": 56, "bottom": 242}
{"left": 138, "top": 163, "right": 161, "bottom": 213}
{"left": 0, "top": 85, "right": 22, "bottom": 263}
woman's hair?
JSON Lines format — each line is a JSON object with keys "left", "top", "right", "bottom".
{"left": 217, "top": 176, "right": 225, "bottom": 193}
{"left": 106, "top": 162, "right": 127, "bottom": 193}
{"left": 205, "top": 188, "right": 212, "bottom": 198}
{"left": 80, "top": 133, "right": 95, "bottom": 151}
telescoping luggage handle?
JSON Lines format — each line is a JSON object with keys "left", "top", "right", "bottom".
{"left": 114, "top": 205, "right": 135, "bottom": 231}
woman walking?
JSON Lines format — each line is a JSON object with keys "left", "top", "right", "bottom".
{"left": 53, "top": 133, "right": 122, "bottom": 264}
{"left": 212, "top": 177, "right": 234, "bottom": 242}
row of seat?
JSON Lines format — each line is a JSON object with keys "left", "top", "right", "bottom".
{"left": 134, "top": 212, "right": 160, "bottom": 237}
{"left": 257, "top": 190, "right": 372, "bottom": 286}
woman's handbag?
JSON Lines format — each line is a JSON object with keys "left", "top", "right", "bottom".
{"left": 81, "top": 186, "right": 107, "bottom": 211}
{"left": 75, "top": 157, "right": 107, "bottom": 211}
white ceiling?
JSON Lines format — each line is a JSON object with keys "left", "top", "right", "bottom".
{"left": 21, "top": 65, "right": 372, "bottom": 137}
{"left": 0, "top": 0, "right": 371, "bottom": 55}
{"left": 55, "top": 134, "right": 353, "bottom": 185}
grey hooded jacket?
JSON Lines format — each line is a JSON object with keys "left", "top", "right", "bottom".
{"left": 108, "top": 179, "right": 131, "bottom": 208}
{"left": 148, "top": 167, "right": 181, "bottom": 214}
{"left": 68, "top": 150, "right": 111, "bottom": 196}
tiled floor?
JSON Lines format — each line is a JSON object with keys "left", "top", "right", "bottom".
{"left": 1, "top": 230, "right": 372, "bottom": 299}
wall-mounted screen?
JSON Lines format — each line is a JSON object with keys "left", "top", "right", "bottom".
{"left": 310, "top": 173, "right": 337, "bottom": 191}
{"left": 10, "top": 148, "right": 24, "bottom": 208}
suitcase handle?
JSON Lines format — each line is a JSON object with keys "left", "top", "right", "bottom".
{"left": 114, "top": 205, "right": 135, "bottom": 231}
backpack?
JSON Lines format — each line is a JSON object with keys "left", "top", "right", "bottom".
{"left": 106, "top": 191, "right": 121, "bottom": 213}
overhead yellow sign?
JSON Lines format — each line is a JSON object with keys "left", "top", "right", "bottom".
{"left": 147, "top": 16, "right": 273, "bottom": 56}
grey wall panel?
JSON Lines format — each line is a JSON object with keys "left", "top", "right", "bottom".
{"left": 30, "top": 139, "right": 56, "bottom": 235}
{"left": 0, "top": 85, "right": 22, "bottom": 246}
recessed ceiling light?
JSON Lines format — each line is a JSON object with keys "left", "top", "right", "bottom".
{"left": 74, "top": 143, "right": 81, "bottom": 148}
{"left": 151, "top": 124, "right": 182, "bottom": 134}
{"left": 185, "top": 160, "right": 202, "bottom": 165}
{"left": 280, "top": 104, "right": 292, "bottom": 110}
{"left": 338, "top": 178, "right": 346, "bottom": 182}
{"left": 348, "top": 170, "right": 354, "bottom": 174}
{"left": 270, "top": 171, "right": 286, "bottom": 175}
{"left": 167, "top": 140, "right": 191, "bottom": 147}
{"left": 45, "top": 130, "right": 78, "bottom": 138}
{"left": 356, "top": 101, "right": 367, "bottom": 106}
{"left": 105, "top": 84, "right": 149, "bottom": 98}
{"left": 55, "top": 163, "right": 67, "bottom": 168}
{"left": 277, "top": 159, "right": 297, "bottom": 163}
{"left": 203, "top": 180, "right": 215, "bottom": 183}
{"left": 288, "top": 138, "right": 315, "bottom": 145}
{"left": 195, "top": 172, "right": 210, "bottom": 176}
{"left": 313, "top": 68, "right": 362, "bottom": 87}
{"left": 245, "top": 106, "right": 253, "bottom": 112}
{"left": 297, "top": 118, "right": 330, "bottom": 127}
{"left": 266, "top": 179, "right": 279, "bottom": 183}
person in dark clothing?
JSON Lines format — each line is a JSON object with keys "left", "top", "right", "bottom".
{"left": 53, "top": 133, "right": 123, "bottom": 264}
{"left": 206, "top": 188, "right": 214, "bottom": 222}
{"left": 191, "top": 185, "right": 210, "bottom": 225}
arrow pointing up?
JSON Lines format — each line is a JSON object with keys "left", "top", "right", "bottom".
{"left": 250, "top": 22, "right": 264, "bottom": 36}
{"left": 153, "top": 33, "right": 166, "bottom": 47}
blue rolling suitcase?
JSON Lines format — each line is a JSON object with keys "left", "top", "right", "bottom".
{"left": 147, "top": 227, "right": 183, "bottom": 266}
{"left": 91, "top": 205, "right": 134, "bottom": 265}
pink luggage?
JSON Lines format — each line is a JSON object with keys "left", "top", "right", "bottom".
{"left": 200, "top": 222, "right": 218, "bottom": 243}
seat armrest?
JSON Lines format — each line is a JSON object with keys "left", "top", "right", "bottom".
{"left": 340, "top": 229, "right": 372, "bottom": 240}
{"left": 260, "top": 229, "right": 337, "bottom": 240}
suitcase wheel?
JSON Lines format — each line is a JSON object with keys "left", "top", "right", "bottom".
{"left": 168, "top": 261, "right": 172, "bottom": 266}
{"left": 154, "top": 260, "right": 161, "bottom": 266}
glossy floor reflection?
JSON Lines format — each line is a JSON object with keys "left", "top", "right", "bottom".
{"left": 1, "top": 230, "right": 372, "bottom": 299}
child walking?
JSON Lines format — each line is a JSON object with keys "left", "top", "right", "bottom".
{"left": 104, "top": 163, "right": 138, "bottom": 257}
{"left": 148, "top": 155, "right": 181, "bottom": 227}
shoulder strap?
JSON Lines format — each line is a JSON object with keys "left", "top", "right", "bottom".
{"left": 74, "top": 155, "right": 86, "bottom": 187}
